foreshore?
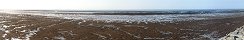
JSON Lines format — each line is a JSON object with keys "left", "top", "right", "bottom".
{"left": 1, "top": 13, "right": 244, "bottom": 40}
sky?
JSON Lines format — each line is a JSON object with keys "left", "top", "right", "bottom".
{"left": 0, "top": 0, "right": 243, "bottom": 10}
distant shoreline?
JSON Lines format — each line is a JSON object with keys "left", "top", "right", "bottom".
{"left": 10, "top": 9, "right": 243, "bottom": 15}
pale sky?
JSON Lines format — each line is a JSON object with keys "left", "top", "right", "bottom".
{"left": 0, "top": 0, "right": 243, "bottom": 10}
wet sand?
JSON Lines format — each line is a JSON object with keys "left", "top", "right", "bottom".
{"left": 1, "top": 13, "right": 244, "bottom": 40}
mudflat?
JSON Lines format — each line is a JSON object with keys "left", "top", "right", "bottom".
{"left": 1, "top": 13, "right": 244, "bottom": 40}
